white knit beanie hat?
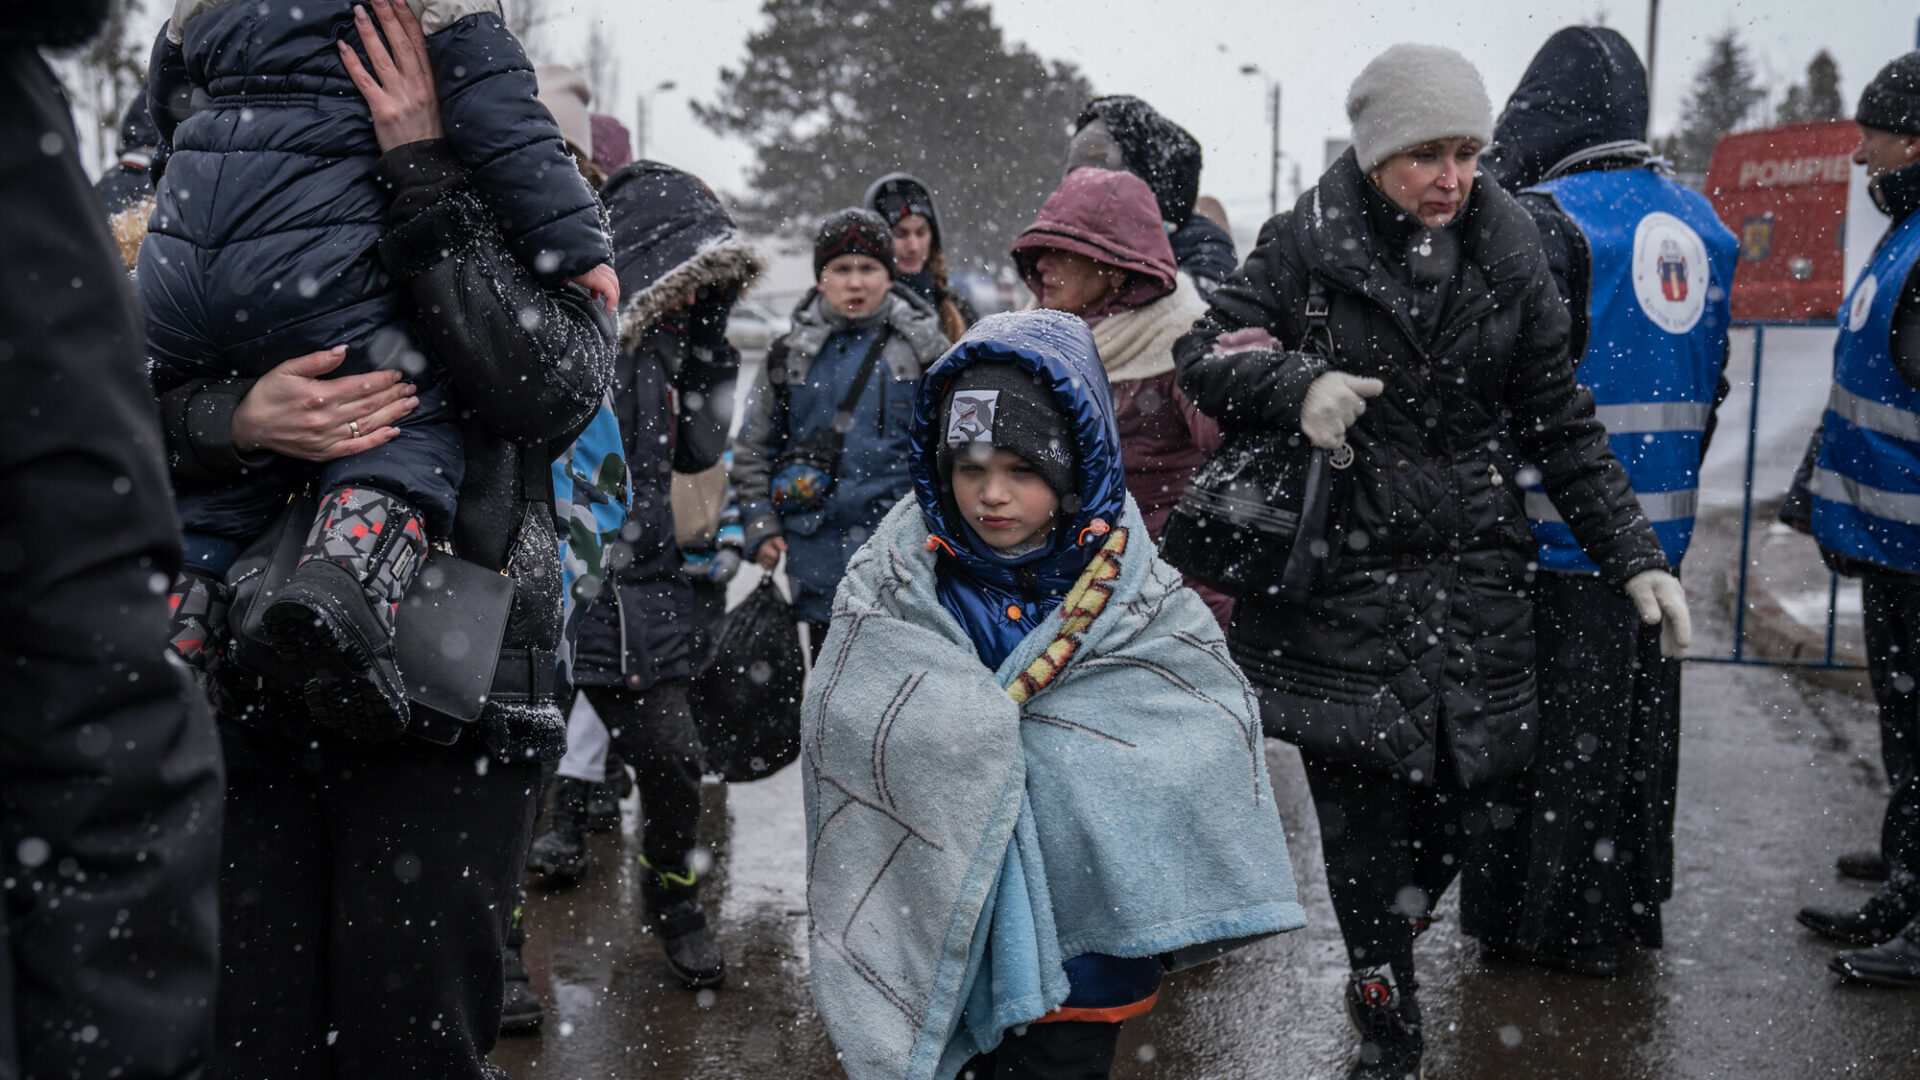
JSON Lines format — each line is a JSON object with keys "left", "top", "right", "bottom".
{"left": 1346, "top": 44, "right": 1493, "bottom": 173}
{"left": 536, "top": 65, "right": 593, "bottom": 162}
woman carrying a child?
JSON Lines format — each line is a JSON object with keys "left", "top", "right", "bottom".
{"left": 1172, "top": 44, "right": 1691, "bottom": 1080}
{"left": 732, "top": 209, "right": 950, "bottom": 654}
{"left": 802, "top": 309, "right": 1304, "bottom": 1080}
{"left": 148, "top": 2, "right": 615, "bottom": 1075}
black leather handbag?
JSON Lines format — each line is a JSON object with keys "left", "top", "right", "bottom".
{"left": 1159, "top": 281, "right": 1345, "bottom": 601}
{"left": 226, "top": 493, "right": 515, "bottom": 743}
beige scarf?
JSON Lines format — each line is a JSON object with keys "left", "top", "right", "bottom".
{"left": 1091, "top": 273, "right": 1210, "bottom": 384}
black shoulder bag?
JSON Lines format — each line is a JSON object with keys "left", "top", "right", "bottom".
{"left": 767, "top": 325, "right": 894, "bottom": 515}
{"left": 1159, "top": 280, "right": 1349, "bottom": 600}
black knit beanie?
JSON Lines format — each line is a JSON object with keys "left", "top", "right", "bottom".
{"left": 1858, "top": 53, "right": 1920, "bottom": 136}
{"left": 936, "top": 362, "right": 1076, "bottom": 504}
{"left": 814, "top": 207, "right": 896, "bottom": 276}
{"left": 865, "top": 173, "right": 942, "bottom": 253}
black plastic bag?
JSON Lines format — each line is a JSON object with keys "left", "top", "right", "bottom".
{"left": 688, "top": 576, "right": 804, "bottom": 781}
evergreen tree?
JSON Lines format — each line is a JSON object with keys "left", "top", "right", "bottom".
{"left": 1657, "top": 30, "right": 1765, "bottom": 175}
{"left": 695, "top": 0, "right": 1094, "bottom": 268}
{"left": 1779, "top": 50, "right": 1846, "bottom": 124}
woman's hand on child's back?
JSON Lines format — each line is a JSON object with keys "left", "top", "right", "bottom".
{"left": 232, "top": 347, "right": 418, "bottom": 461}
{"left": 568, "top": 264, "right": 621, "bottom": 315}
{"left": 338, "top": 0, "right": 443, "bottom": 153}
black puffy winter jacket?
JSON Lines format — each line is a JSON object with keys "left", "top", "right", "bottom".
{"left": 1174, "top": 150, "right": 1667, "bottom": 789}
{"left": 140, "top": 0, "right": 607, "bottom": 393}
{"left": 571, "top": 162, "right": 760, "bottom": 691}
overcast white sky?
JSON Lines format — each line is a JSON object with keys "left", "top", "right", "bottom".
{"left": 121, "top": 0, "right": 1916, "bottom": 232}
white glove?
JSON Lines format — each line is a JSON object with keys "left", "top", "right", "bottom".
{"left": 1625, "top": 569, "right": 1692, "bottom": 658}
{"left": 1300, "top": 372, "right": 1384, "bottom": 451}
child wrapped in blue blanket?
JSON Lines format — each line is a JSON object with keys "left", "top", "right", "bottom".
{"left": 802, "top": 310, "right": 1305, "bottom": 1080}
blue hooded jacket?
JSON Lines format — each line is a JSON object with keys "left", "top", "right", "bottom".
{"left": 910, "top": 309, "right": 1160, "bottom": 1015}
{"left": 912, "top": 311, "right": 1127, "bottom": 667}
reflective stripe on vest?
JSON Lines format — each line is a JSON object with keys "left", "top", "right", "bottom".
{"left": 1811, "top": 210, "right": 1920, "bottom": 573}
{"left": 1522, "top": 170, "right": 1738, "bottom": 574}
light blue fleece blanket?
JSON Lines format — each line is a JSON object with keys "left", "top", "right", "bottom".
{"left": 802, "top": 493, "right": 1304, "bottom": 1080}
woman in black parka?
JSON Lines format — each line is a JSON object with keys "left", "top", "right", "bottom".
{"left": 1173, "top": 43, "right": 1689, "bottom": 1080}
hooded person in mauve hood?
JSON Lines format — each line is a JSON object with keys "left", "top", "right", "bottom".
{"left": 1068, "top": 95, "right": 1237, "bottom": 297}
{"left": 1012, "top": 167, "right": 1231, "bottom": 628}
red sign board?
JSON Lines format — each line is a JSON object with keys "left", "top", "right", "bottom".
{"left": 1704, "top": 119, "right": 1857, "bottom": 320}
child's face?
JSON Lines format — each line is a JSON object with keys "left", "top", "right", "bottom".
{"left": 950, "top": 447, "right": 1061, "bottom": 550}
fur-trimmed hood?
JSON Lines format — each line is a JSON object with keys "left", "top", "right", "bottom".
{"left": 603, "top": 161, "right": 764, "bottom": 349}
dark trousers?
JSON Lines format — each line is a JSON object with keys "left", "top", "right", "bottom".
{"left": 1863, "top": 574, "right": 1920, "bottom": 880}
{"left": 581, "top": 678, "right": 703, "bottom": 874}
{"left": 1301, "top": 751, "right": 1517, "bottom": 979}
{"left": 211, "top": 719, "right": 540, "bottom": 1080}
{"left": 1460, "top": 574, "right": 1679, "bottom": 951}
{"left": 961, "top": 1021, "right": 1124, "bottom": 1080}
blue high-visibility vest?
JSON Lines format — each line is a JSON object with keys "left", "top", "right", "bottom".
{"left": 1522, "top": 169, "right": 1738, "bottom": 573}
{"left": 1811, "top": 209, "right": 1920, "bottom": 573}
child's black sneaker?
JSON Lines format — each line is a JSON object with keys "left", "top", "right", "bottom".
{"left": 261, "top": 486, "right": 426, "bottom": 740}
{"left": 642, "top": 861, "right": 726, "bottom": 989}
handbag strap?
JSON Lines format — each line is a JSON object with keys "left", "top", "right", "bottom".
{"left": 1303, "top": 278, "right": 1336, "bottom": 359}
{"left": 828, "top": 325, "right": 895, "bottom": 435}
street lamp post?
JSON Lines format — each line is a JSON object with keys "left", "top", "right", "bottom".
{"left": 635, "top": 79, "right": 677, "bottom": 161}
{"left": 1240, "top": 64, "right": 1281, "bottom": 219}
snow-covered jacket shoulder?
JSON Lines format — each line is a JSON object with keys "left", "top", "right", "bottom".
{"left": 143, "top": 0, "right": 606, "bottom": 388}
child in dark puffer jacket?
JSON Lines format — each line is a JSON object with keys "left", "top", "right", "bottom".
{"left": 141, "top": 0, "right": 614, "bottom": 736}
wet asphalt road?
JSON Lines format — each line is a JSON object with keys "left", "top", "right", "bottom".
{"left": 493, "top": 350, "right": 1920, "bottom": 1077}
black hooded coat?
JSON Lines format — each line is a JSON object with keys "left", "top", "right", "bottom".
{"left": 1075, "top": 96, "right": 1236, "bottom": 291}
{"left": 1173, "top": 150, "right": 1667, "bottom": 789}
{"left": 571, "top": 163, "right": 760, "bottom": 690}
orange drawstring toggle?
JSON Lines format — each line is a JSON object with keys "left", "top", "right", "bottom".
{"left": 1006, "top": 604, "right": 1023, "bottom": 622}
{"left": 1077, "top": 518, "right": 1111, "bottom": 546}
{"left": 925, "top": 535, "right": 958, "bottom": 557}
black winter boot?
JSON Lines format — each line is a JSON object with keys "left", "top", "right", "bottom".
{"left": 1798, "top": 877, "right": 1920, "bottom": 946}
{"left": 642, "top": 858, "right": 725, "bottom": 989}
{"left": 500, "top": 903, "right": 544, "bottom": 1034}
{"left": 1838, "top": 849, "right": 1892, "bottom": 882}
{"left": 526, "top": 778, "right": 591, "bottom": 883}
{"left": 584, "top": 755, "right": 631, "bottom": 834}
{"left": 1831, "top": 914, "right": 1920, "bottom": 986}
{"left": 1345, "top": 967, "right": 1421, "bottom": 1080}
{"left": 261, "top": 486, "right": 427, "bottom": 740}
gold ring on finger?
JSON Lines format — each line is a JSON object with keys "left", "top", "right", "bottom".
{"left": 349, "top": 419, "right": 362, "bottom": 439}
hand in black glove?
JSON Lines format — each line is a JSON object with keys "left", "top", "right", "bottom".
{"left": 688, "top": 281, "right": 741, "bottom": 348}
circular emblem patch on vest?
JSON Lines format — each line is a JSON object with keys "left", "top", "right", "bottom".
{"left": 1848, "top": 272, "right": 1879, "bottom": 333}
{"left": 1632, "top": 212, "right": 1710, "bottom": 334}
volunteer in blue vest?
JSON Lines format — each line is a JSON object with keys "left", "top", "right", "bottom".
{"left": 1789, "top": 52, "right": 1920, "bottom": 988}
{"left": 1457, "top": 27, "right": 1737, "bottom": 980}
